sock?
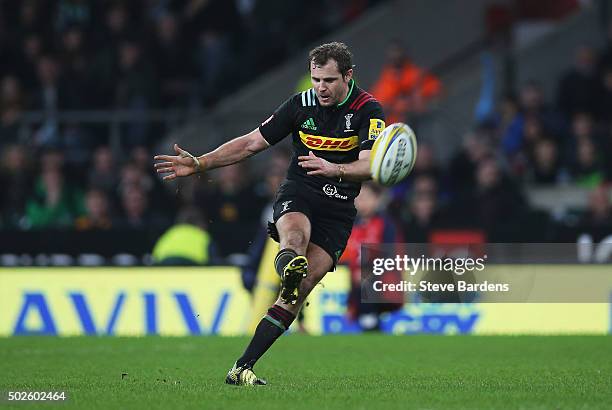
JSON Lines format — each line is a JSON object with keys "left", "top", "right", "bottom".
{"left": 236, "top": 304, "right": 296, "bottom": 368}
{"left": 274, "top": 248, "right": 298, "bottom": 277}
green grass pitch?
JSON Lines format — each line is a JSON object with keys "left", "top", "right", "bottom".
{"left": 1, "top": 335, "right": 611, "bottom": 409}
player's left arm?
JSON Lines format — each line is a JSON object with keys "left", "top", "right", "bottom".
{"left": 298, "top": 102, "right": 385, "bottom": 182}
{"left": 297, "top": 149, "right": 371, "bottom": 182}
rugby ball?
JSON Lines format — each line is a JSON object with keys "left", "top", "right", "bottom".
{"left": 369, "top": 122, "right": 417, "bottom": 186}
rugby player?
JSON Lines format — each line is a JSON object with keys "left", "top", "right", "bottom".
{"left": 154, "top": 42, "right": 385, "bottom": 385}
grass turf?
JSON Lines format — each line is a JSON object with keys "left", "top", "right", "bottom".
{"left": 0, "top": 335, "right": 611, "bottom": 409}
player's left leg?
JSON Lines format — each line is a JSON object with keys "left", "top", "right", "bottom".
{"left": 226, "top": 243, "right": 333, "bottom": 386}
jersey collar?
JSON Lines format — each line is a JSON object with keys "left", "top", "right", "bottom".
{"left": 336, "top": 79, "right": 355, "bottom": 108}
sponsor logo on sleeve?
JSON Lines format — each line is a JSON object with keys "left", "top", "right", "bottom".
{"left": 368, "top": 119, "right": 385, "bottom": 140}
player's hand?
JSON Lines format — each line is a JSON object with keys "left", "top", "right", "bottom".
{"left": 298, "top": 151, "right": 339, "bottom": 177}
{"left": 153, "top": 144, "right": 201, "bottom": 181}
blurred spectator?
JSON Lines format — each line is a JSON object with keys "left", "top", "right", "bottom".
{"left": 522, "top": 115, "right": 547, "bottom": 147}
{"left": 24, "top": 166, "right": 84, "bottom": 229}
{"left": 59, "top": 25, "right": 91, "bottom": 109}
{"left": 120, "top": 150, "right": 171, "bottom": 214}
{"left": 115, "top": 40, "right": 158, "bottom": 146}
{"left": 118, "top": 185, "right": 167, "bottom": 229}
{"left": 412, "top": 173, "right": 439, "bottom": 197}
{"left": 569, "top": 112, "right": 598, "bottom": 142}
{"left": 93, "top": 2, "right": 131, "bottom": 50}
{"left": 131, "top": 145, "right": 173, "bottom": 212}
{"left": 474, "top": 52, "right": 497, "bottom": 126}
{"left": 15, "top": 1, "right": 52, "bottom": 41}
{"left": 32, "top": 55, "right": 66, "bottom": 113}
{"left": 0, "top": 145, "right": 32, "bottom": 228}
{"left": 597, "top": 67, "right": 612, "bottom": 122}
{"left": 598, "top": 24, "right": 612, "bottom": 72}
{"left": 181, "top": 0, "right": 239, "bottom": 105}
{"left": 254, "top": 148, "right": 291, "bottom": 225}
{"left": 571, "top": 137, "right": 604, "bottom": 188}
{"left": 456, "top": 157, "right": 525, "bottom": 230}
{"left": 61, "top": 123, "right": 95, "bottom": 172}
{"left": 15, "top": 33, "right": 44, "bottom": 91}
{"left": 528, "top": 138, "right": 561, "bottom": 185}
{"left": 563, "top": 112, "right": 603, "bottom": 166}
{"left": 0, "top": 75, "right": 24, "bottom": 145}
{"left": 579, "top": 185, "right": 612, "bottom": 228}
{"left": 75, "top": 189, "right": 114, "bottom": 230}
{"left": 388, "top": 143, "right": 444, "bottom": 219}
{"left": 118, "top": 163, "right": 154, "bottom": 199}
{"left": 131, "top": 145, "right": 154, "bottom": 174}
{"left": 497, "top": 94, "right": 520, "bottom": 135}
{"left": 411, "top": 144, "right": 441, "bottom": 180}
{"left": 402, "top": 187, "right": 440, "bottom": 243}
{"left": 88, "top": 145, "right": 118, "bottom": 194}
{"left": 370, "top": 41, "right": 441, "bottom": 123}
{"left": 195, "top": 30, "right": 230, "bottom": 106}
{"left": 508, "top": 115, "right": 555, "bottom": 178}
{"left": 501, "top": 81, "right": 564, "bottom": 158}
{"left": 557, "top": 45, "right": 599, "bottom": 117}
{"left": 340, "top": 182, "right": 403, "bottom": 331}
{"left": 152, "top": 206, "right": 217, "bottom": 265}
{"left": 151, "top": 13, "right": 194, "bottom": 108}
{"left": 40, "top": 149, "right": 65, "bottom": 173}
{"left": 448, "top": 131, "right": 493, "bottom": 192}
{"left": 119, "top": 187, "right": 148, "bottom": 228}
{"left": 604, "top": 125, "right": 612, "bottom": 182}
{"left": 55, "top": 0, "right": 92, "bottom": 32}
{"left": 87, "top": 3, "right": 131, "bottom": 108}
{"left": 195, "top": 163, "right": 266, "bottom": 256}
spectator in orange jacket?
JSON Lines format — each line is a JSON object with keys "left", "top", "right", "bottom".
{"left": 370, "top": 41, "right": 442, "bottom": 123}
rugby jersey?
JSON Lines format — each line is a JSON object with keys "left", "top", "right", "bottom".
{"left": 259, "top": 79, "right": 385, "bottom": 202}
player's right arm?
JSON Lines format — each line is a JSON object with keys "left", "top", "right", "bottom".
{"left": 154, "top": 128, "right": 270, "bottom": 181}
{"left": 154, "top": 96, "right": 296, "bottom": 181}
{"left": 199, "top": 129, "right": 270, "bottom": 170}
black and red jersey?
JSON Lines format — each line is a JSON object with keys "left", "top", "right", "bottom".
{"left": 259, "top": 79, "right": 385, "bottom": 202}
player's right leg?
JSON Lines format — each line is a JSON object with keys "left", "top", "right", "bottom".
{"left": 225, "top": 203, "right": 311, "bottom": 385}
{"left": 274, "top": 212, "right": 311, "bottom": 304}
{"left": 226, "top": 242, "right": 332, "bottom": 385}
{"left": 274, "top": 241, "right": 334, "bottom": 316}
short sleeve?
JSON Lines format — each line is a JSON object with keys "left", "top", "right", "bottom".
{"left": 358, "top": 102, "right": 386, "bottom": 151}
{"left": 259, "top": 96, "right": 297, "bottom": 145}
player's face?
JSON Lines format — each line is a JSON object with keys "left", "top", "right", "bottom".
{"left": 310, "top": 59, "right": 352, "bottom": 106}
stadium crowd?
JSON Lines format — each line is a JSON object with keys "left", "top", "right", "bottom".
{"left": 0, "top": 0, "right": 381, "bottom": 114}
{"left": 0, "top": 0, "right": 383, "bottom": 254}
{"left": 1, "top": 1, "right": 612, "bottom": 262}
{"left": 385, "top": 39, "right": 612, "bottom": 242}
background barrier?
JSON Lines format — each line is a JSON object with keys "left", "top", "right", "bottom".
{"left": 1, "top": 267, "right": 609, "bottom": 336}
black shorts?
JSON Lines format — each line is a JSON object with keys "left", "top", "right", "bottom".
{"left": 269, "top": 180, "right": 356, "bottom": 269}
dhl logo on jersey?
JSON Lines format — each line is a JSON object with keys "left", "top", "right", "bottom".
{"left": 299, "top": 132, "right": 359, "bottom": 151}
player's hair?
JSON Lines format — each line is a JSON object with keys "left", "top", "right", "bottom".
{"left": 309, "top": 42, "right": 353, "bottom": 76}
